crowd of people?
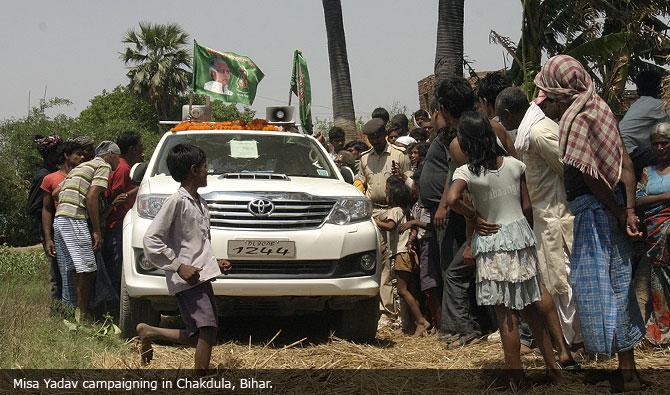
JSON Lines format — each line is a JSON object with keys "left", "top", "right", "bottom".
{"left": 325, "top": 56, "right": 668, "bottom": 390}
{"left": 27, "top": 133, "right": 145, "bottom": 322}
{"left": 24, "top": 54, "right": 670, "bottom": 387}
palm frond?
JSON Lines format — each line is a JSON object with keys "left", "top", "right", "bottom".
{"left": 489, "top": 30, "right": 522, "bottom": 67}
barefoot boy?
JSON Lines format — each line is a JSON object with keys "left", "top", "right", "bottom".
{"left": 138, "top": 143, "right": 231, "bottom": 371}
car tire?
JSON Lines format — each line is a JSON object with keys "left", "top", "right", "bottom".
{"left": 333, "top": 297, "right": 379, "bottom": 343}
{"left": 119, "top": 280, "right": 160, "bottom": 339}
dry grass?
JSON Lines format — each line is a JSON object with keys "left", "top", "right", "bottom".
{"left": 93, "top": 317, "right": 670, "bottom": 393}
{"left": 3, "top": 247, "right": 668, "bottom": 392}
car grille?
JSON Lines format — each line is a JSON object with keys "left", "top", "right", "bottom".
{"left": 206, "top": 193, "right": 336, "bottom": 229}
{"left": 225, "top": 260, "right": 335, "bottom": 277}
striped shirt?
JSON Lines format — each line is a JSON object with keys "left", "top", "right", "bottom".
{"left": 56, "top": 157, "right": 111, "bottom": 220}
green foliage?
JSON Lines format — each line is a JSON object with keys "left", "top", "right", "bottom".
{"left": 0, "top": 99, "right": 77, "bottom": 245}
{"left": 497, "top": 0, "right": 669, "bottom": 110}
{"left": 567, "top": 32, "right": 630, "bottom": 63}
{"left": 73, "top": 86, "right": 161, "bottom": 157}
{"left": 0, "top": 245, "right": 44, "bottom": 279}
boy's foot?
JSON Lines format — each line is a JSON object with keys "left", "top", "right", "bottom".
{"left": 136, "top": 323, "right": 154, "bottom": 365}
{"left": 610, "top": 369, "right": 651, "bottom": 393}
{"left": 413, "top": 321, "right": 432, "bottom": 337}
{"left": 519, "top": 343, "right": 535, "bottom": 355}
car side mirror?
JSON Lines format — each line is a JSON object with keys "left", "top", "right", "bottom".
{"left": 130, "top": 162, "right": 148, "bottom": 184}
{"left": 340, "top": 166, "right": 354, "bottom": 184}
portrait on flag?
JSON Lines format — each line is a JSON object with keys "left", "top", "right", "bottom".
{"left": 193, "top": 41, "right": 264, "bottom": 105}
{"left": 203, "top": 58, "right": 233, "bottom": 96}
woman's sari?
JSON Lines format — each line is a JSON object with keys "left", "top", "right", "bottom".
{"left": 638, "top": 168, "right": 670, "bottom": 346}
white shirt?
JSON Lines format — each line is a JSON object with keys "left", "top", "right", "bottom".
{"left": 452, "top": 156, "right": 526, "bottom": 225}
{"left": 143, "top": 187, "right": 221, "bottom": 295}
{"left": 204, "top": 80, "right": 233, "bottom": 96}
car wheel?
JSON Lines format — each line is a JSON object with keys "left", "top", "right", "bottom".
{"left": 119, "top": 279, "right": 160, "bottom": 339}
{"left": 333, "top": 297, "right": 379, "bottom": 343}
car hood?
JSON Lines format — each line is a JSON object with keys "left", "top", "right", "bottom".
{"left": 141, "top": 175, "right": 364, "bottom": 198}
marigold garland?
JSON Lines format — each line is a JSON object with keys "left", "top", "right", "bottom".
{"left": 170, "top": 119, "right": 281, "bottom": 133}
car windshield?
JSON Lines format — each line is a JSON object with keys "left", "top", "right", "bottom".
{"left": 152, "top": 132, "right": 337, "bottom": 179}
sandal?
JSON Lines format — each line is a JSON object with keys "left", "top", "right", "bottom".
{"left": 446, "top": 332, "right": 482, "bottom": 350}
{"left": 558, "top": 359, "right": 582, "bottom": 371}
{"left": 438, "top": 332, "right": 460, "bottom": 343}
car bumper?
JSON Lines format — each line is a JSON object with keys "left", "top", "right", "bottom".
{"left": 123, "top": 215, "right": 382, "bottom": 299}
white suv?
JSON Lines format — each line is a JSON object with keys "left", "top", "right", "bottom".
{"left": 120, "top": 127, "right": 381, "bottom": 341}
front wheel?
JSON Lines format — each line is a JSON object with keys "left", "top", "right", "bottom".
{"left": 333, "top": 297, "right": 379, "bottom": 343}
{"left": 119, "top": 280, "right": 160, "bottom": 338}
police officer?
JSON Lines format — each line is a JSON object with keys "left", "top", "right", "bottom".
{"left": 354, "top": 118, "right": 412, "bottom": 326}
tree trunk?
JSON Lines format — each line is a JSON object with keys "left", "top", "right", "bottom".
{"left": 434, "top": 0, "right": 464, "bottom": 83}
{"left": 322, "top": 0, "right": 357, "bottom": 141}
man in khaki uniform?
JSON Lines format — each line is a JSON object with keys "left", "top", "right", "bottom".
{"left": 355, "top": 118, "right": 412, "bottom": 325}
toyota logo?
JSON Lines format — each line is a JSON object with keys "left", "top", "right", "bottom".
{"left": 248, "top": 198, "right": 275, "bottom": 216}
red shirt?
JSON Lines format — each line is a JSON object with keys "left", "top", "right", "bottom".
{"left": 105, "top": 157, "right": 136, "bottom": 230}
{"left": 40, "top": 170, "right": 67, "bottom": 208}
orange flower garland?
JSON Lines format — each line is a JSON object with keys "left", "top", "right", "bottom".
{"left": 170, "top": 119, "right": 281, "bottom": 133}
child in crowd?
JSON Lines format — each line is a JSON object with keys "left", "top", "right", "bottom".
{"left": 375, "top": 176, "right": 431, "bottom": 336}
{"left": 446, "top": 112, "right": 560, "bottom": 386}
{"left": 400, "top": 167, "right": 440, "bottom": 329}
{"left": 407, "top": 142, "right": 429, "bottom": 171}
{"left": 138, "top": 143, "right": 231, "bottom": 371}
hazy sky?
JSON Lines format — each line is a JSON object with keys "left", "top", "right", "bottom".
{"left": 0, "top": 0, "right": 522, "bottom": 121}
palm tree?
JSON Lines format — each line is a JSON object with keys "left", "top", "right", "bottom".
{"left": 322, "top": 0, "right": 357, "bottom": 140}
{"left": 121, "top": 22, "right": 192, "bottom": 120}
{"left": 434, "top": 0, "right": 464, "bottom": 82}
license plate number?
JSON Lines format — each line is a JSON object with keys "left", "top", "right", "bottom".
{"left": 227, "top": 240, "right": 295, "bottom": 259}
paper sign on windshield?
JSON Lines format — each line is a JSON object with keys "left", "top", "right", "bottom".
{"left": 230, "top": 140, "right": 259, "bottom": 158}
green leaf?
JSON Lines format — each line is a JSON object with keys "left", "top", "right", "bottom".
{"left": 567, "top": 32, "right": 630, "bottom": 61}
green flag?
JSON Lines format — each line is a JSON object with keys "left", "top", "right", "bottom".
{"left": 192, "top": 41, "right": 264, "bottom": 105}
{"left": 289, "top": 50, "right": 313, "bottom": 134}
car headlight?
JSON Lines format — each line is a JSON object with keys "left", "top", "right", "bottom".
{"left": 135, "top": 249, "right": 156, "bottom": 272}
{"left": 136, "top": 194, "right": 170, "bottom": 219}
{"left": 327, "top": 197, "right": 372, "bottom": 225}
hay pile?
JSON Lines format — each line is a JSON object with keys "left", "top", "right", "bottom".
{"left": 94, "top": 321, "right": 670, "bottom": 393}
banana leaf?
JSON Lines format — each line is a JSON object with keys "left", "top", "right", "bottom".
{"left": 567, "top": 32, "right": 631, "bottom": 61}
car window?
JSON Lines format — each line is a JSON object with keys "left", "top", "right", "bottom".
{"left": 152, "top": 133, "right": 336, "bottom": 179}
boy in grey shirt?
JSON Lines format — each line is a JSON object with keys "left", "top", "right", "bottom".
{"left": 137, "top": 143, "right": 231, "bottom": 371}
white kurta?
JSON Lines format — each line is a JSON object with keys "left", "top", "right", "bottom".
{"left": 522, "top": 117, "right": 582, "bottom": 345}
{"left": 523, "top": 117, "right": 574, "bottom": 296}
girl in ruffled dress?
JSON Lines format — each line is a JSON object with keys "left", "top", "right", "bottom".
{"left": 446, "top": 111, "right": 561, "bottom": 385}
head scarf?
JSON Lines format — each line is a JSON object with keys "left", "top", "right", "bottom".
{"left": 32, "top": 134, "right": 62, "bottom": 156}
{"left": 534, "top": 55, "right": 623, "bottom": 189}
